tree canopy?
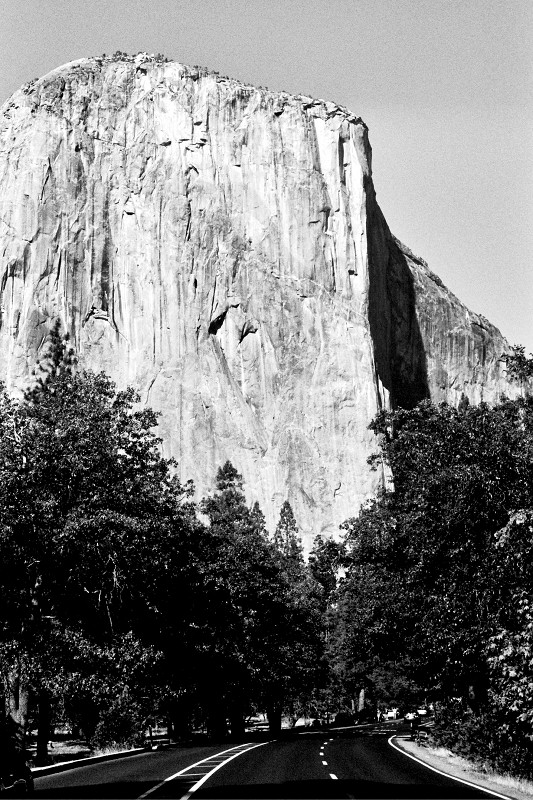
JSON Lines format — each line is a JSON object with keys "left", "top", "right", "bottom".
{"left": 0, "top": 326, "right": 327, "bottom": 755}
{"left": 328, "top": 390, "right": 533, "bottom": 776}
{"left": 0, "top": 323, "right": 205, "bottom": 753}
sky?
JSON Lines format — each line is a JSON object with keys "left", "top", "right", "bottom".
{"left": 2, "top": 0, "right": 532, "bottom": 352}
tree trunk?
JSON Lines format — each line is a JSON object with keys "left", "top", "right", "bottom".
{"left": 207, "top": 704, "right": 227, "bottom": 740}
{"left": 229, "top": 700, "right": 245, "bottom": 740}
{"left": 36, "top": 689, "right": 51, "bottom": 765}
{"left": 467, "top": 674, "right": 488, "bottom": 714}
{"left": 267, "top": 703, "right": 282, "bottom": 735}
{"left": 171, "top": 709, "right": 192, "bottom": 740}
{"left": 5, "top": 665, "right": 29, "bottom": 753}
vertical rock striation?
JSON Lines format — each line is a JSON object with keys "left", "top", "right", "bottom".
{"left": 0, "top": 55, "right": 514, "bottom": 545}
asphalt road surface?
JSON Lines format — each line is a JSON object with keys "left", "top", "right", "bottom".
{"left": 34, "top": 723, "right": 505, "bottom": 799}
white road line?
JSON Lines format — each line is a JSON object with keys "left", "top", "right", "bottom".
{"left": 179, "top": 773, "right": 206, "bottom": 776}
{"left": 137, "top": 742, "right": 269, "bottom": 799}
{"left": 322, "top": 760, "right": 328, "bottom": 766}
{"left": 181, "top": 742, "right": 270, "bottom": 800}
{"left": 177, "top": 771, "right": 205, "bottom": 778}
{"left": 387, "top": 737, "right": 513, "bottom": 800}
{"left": 329, "top": 773, "right": 338, "bottom": 780}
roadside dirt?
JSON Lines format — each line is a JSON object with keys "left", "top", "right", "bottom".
{"left": 393, "top": 735, "right": 533, "bottom": 800}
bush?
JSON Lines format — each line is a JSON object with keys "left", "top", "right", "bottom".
{"left": 89, "top": 695, "right": 146, "bottom": 750}
{"left": 432, "top": 701, "right": 533, "bottom": 780}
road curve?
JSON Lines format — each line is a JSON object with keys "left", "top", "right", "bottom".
{"left": 187, "top": 729, "right": 496, "bottom": 799}
{"left": 34, "top": 725, "right": 505, "bottom": 799}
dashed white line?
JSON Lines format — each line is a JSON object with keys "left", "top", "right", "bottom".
{"left": 329, "top": 773, "right": 338, "bottom": 780}
{"left": 322, "top": 760, "right": 328, "bottom": 766}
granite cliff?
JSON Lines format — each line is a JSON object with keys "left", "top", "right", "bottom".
{"left": 0, "top": 54, "right": 514, "bottom": 545}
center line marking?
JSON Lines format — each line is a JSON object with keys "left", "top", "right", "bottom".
{"left": 322, "top": 760, "right": 328, "bottom": 766}
{"left": 329, "top": 773, "right": 338, "bottom": 780}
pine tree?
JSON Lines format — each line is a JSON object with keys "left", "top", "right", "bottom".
{"left": 200, "top": 464, "right": 279, "bottom": 736}
{"left": 274, "top": 500, "right": 304, "bottom": 580}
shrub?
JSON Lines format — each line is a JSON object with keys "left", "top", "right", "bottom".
{"left": 433, "top": 701, "right": 533, "bottom": 780}
{"left": 89, "top": 694, "right": 146, "bottom": 750}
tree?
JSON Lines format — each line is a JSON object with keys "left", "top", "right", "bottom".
{"left": 0, "top": 322, "right": 200, "bottom": 756}
{"left": 199, "top": 465, "right": 324, "bottom": 736}
{"left": 334, "top": 394, "right": 533, "bottom": 712}
{"left": 503, "top": 345, "right": 533, "bottom": 394}
{"left": 486, "top": 595, "right": 533, "bottom": 778}
{"left": 308, "top": 535, "right": 344, "bottom": 605}
{"left": 199, "top": 462, "right": 282, "bottom": 736}
{"left": 274, "top": 501, "right": 302, "bottom": 561}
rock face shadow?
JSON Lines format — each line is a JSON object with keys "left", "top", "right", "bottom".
{"left": 367, "top": 197, "right": 430, "bottom": 411}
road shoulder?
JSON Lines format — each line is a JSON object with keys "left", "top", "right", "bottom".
{"left": 32, "top": 746, "right": 148, "bottom": 776}
{"left": 391, "top": 735, "right": 531, "bottom": 800}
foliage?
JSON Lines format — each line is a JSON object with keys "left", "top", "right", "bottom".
{"left": 199, "top": 465, "right": 323, "bottom": 732}
{"left": 329, "top": 388, "right": 533, "bottom": 777}
{"left": 90, "top": 694, "right": 146, "bottom": 749}
{"left": 367, "top": 399, "right": 531, "bottom": 689}
{"left": 480, "top": 591, "right": 533, "bottom": 777}
{"left": 431, "top": 699, "right": 533, "bottom": 780}
{"left": 308, "top": 534, "right": 345, "bottom": 604}
{"left": 0, "top": 325, "right": 327, "bottom": 748}
{"left": 1, "top": 330, "right": 199, "bottom": 640}
{"left": 96, "top": 51, "right": 170, "bottom": 65}
{"left": 0, "top": 322, "right": 201, "bottom": 747}
{"left": 503, "top": 345, "right": 533, "bottom": 390}
{"left": 274, "top": 501, "right": 302, "bottom": 563}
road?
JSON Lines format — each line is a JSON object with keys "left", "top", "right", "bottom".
{"left": 34, "top": 723, "right": 505, "bottom": 799}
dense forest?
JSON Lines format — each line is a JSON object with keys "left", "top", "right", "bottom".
{"left": 1, "top": 327, "right": 533, "bottom": 781}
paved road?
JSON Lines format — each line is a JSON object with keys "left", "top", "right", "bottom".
{"left": 34, "top": 724, "right": 503, "bottom": 799}
{"left": 34, "top": 744, "right": 232, "bottom": 798}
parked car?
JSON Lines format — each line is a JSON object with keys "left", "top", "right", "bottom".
{"left": 404, "top": 710, "right": 418, "bottom": 721}
{"left": 416, "top": 706, "right": 429, "bottom": 717}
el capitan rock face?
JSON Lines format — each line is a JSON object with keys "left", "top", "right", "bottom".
{"left": 0, "top": 55, "right": 515, "bottom": 545}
